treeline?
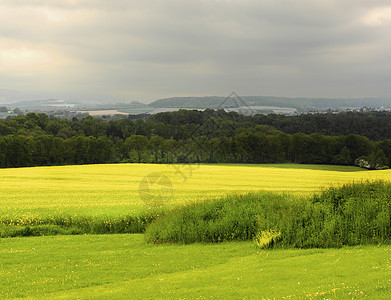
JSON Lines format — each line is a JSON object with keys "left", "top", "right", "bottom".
{"left": 253, "top": 111, "right": 391, "bottom": 141}
{"left": 0, "top": 110, "right": 391, "bottom": 168}
{"left": 153, "top": 110, "right": 391, "bottom": 141}
{"left": 3, "top": 109, "right": 391, "bottom": 140}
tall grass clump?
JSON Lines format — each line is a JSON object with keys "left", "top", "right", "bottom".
{"left": 145, "top": 192, "right": 297, "bottom": 244}
{"left": 145, "top": 181, "right": 391, "bottom": 248}
{"left": 310, "top": 180, "right": 391, "bottom": 246}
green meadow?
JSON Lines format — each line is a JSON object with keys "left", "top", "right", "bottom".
{"left": 1, "top": 235, "right": 390, "bottom": 299}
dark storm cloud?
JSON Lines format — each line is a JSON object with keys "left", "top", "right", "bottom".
{"left": 0, "top": 0, "right": 390, "bottom": 101}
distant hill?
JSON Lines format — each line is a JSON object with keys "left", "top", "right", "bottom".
{"left": 149, "top": 96, "right": 391, "bottom": 109}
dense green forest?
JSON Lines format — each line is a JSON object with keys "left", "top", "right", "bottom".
{"left": 0, "top": 110, "right": 391, "bottom": 168}
{"left": 253, "top": 112, "right": 391, "bottom": 140}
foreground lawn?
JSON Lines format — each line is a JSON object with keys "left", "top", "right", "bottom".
{"left": 0, "top": 234, "right": 389, "bottom": 299}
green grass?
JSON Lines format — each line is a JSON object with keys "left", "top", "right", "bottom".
{"left": 0, "top": 234, "right": 389, "bottom": 299}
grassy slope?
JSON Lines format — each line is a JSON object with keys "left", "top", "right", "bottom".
{"left": 0, "top": 235, "right": 389, "bottom": 299}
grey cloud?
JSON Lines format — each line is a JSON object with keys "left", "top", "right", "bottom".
{"left": 1, "top": 0, "right": 390, "bottom": 101}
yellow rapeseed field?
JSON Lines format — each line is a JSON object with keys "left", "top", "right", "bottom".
{"left": 0, "top": 163, "right": 390, "bottom": 223}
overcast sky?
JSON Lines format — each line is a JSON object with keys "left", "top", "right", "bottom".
{"left": 0, "top": 0, "right": 390, "bottom": 103}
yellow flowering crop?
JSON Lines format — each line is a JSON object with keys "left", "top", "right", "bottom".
{"left": 0, "top": 163, "right": 390, "bottom": 223}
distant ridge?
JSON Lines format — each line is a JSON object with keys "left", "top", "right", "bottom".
{"left": 150, "top": 96, "right": 391, "bottom": 109}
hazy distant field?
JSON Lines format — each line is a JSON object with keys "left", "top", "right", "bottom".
{"left": 80, "top": 110, "right": 129, "bottom": 116}
{"left": 1, "top": 163, "right": 390, "bottom": 223}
